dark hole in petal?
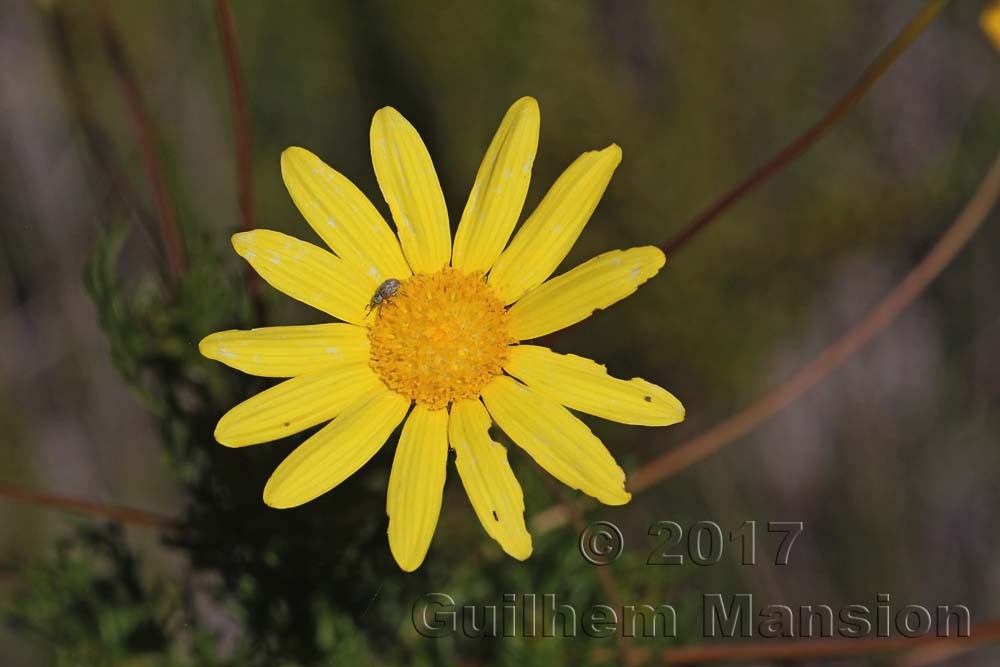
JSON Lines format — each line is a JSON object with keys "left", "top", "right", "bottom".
{"left": 492, "top": 510, "right": 499, "bottom": 521}
{"left": 643, "top": 396, "right": 652, "bottom": 403}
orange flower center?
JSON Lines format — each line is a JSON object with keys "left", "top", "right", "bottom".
{"left": 368, "top": 268, "right": 511, "bottom": 409}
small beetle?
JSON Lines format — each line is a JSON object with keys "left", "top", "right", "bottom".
{"left": 366, "top": 278, "right": 401, "bottom": 315}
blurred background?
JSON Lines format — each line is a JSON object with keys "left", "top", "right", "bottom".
{"left": 2, "top": 0, "right": 999, "bottom": 664}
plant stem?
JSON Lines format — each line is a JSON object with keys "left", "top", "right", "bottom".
{"left": 0, "top": 483, "right": 179, "bottom": 529}
{"left": 95, "top": 0, "right": 186, "bottom": 282}
{"left": 214, "top": 0, "right": 265, "bottom": 321}
{"left": 661, "top": 0, "right": 949, "bottom": 256}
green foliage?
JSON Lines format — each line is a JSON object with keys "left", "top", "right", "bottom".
{"left": 9, "top": 524, "right": 244, "bottom": 667}
{"left": 19, "top": 211, "right": 629, "bottom": 665}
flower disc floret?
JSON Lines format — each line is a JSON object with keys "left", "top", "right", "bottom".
{"left": 369, "top": 268, "right": 511, "bottom": 409}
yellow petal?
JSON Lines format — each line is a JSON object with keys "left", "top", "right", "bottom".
{"left": 199, "top": 323, "right": 369, "bottom": 377}
{"left": 505, "top": 345, "right": 684, "bottom": 426}
{"left": 214, "top": 363, "right": 384, "bottom": 447}
{"left": 480, "top": 376, "right": 631, "bottom": 506}
{"left": 508, "top": 246, "right": 665, "bottom": 340}
{"left": 280, "top": 147, "right": 412, "bottom": 283}
{"left": 452, "top": 97, "right": 539, "bottom": 274}
{"left": 449, "top": 399, "right": 532, "bottom": 560}
{"left": 232, "top": 230, "right": 374, "bottom": 326}
{"left": 386, "top": 406, "right": 448, "bottom": 572}
{"left": 982, "top": 1, "right": 1000, "bottom": 52}
{"left": 370, "top": 108, "right": 450, "bottom": 274}
{"left": 263, "top": 390, "right": 411, "bottom": 509}
{"left": 488, "top": 145, "right": 622, "bottom": 304}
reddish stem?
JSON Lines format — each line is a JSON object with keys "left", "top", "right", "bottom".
{"left": 214, "top": 0, "right": 265, "bottom": 321}
{"left": 95, "top": 0, "right": 186, "bottom": 281}
{"left": 0, "top": 484, "right": 179, "bottom": 530}
{"left": 662, "top": 0, "right": 949, "bottom": 256}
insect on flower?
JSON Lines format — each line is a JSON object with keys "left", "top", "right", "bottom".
{"left": 366, "top": 278, "right": 401, "bottom": 315}
{"left": 198, "top": 97, "right": 685, "bottom": 572}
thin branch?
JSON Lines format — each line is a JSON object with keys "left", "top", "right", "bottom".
{"left": 661, "top": 0, "right": 949, "bottom": 256}
{"left": 94, "top": 0, "right": 186, "bottom": 282}
{"left": 214, "top": 0, "right": 265, "bottom": 320}
{"left": 45, "top": 6, "right": 155, "bottom": 243}
{"left": 214, "top": 0, "right": 255, "bottom": 236}
{"left": 650, "top": 619, "right": 1000, "bottom": 664}
{"left": 0, "top": 484, "right": 180, "bottom": 530}
{"left": 633, "top": 150, "right": 1000, "bottom": 490}
{"left": 895, "top": 641, "right": 987, "bottom": 667}
{"left": 532, "top": 148, "right": 1000, "bottom": 535}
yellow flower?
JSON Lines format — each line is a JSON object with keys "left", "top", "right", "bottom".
{"left": 199, "top": 98, "right": 684, "bottom": 571}
{"left": 983, "top": 0, "right": 1000, "bottom": 52}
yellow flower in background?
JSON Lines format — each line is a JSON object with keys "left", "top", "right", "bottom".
{"left": 983, "top": 0, "right": 1000, "bottom": 51}
{"left": 199, "top": 97, "right": 684, "bottom": 571}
